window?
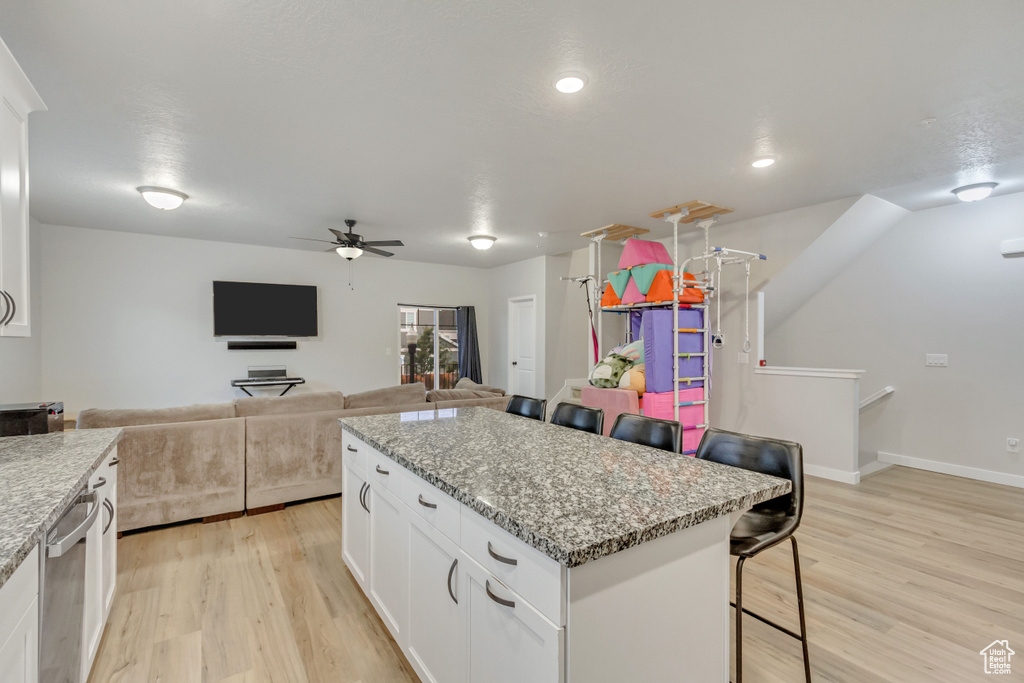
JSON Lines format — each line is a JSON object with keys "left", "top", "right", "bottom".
{"left": 398, "top": 306, "right": 459, "bottom": 390}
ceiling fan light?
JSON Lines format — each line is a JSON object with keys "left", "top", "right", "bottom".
{"left": 336, "top": 245, "right": 363, "bottom": 259}
{"left": 137, "top": 186, "right": 188, "bottom": 210}
{"left": 952, "top": 182, "right": 997, "bottom": 202}
{"left": 468, "top": 235, "right": 497, "bottom": 250}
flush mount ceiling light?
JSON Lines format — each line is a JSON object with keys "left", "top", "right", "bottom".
{"left": 335, "top": 245, "right": 363, "bottom": 260}
{"left": 554, "top": 73, "right": 587, "bottom": 94}
{"left": 751, "top": 157, "right": 776, "bottom": 168}
{"left": 952, "top": 182, "right": 997, "bottom": 202}
{"left": 468, "top": 235, "right": 497, "bottom": 250}
{"left": 137, "top": 186, "right": 188, "bottom": 210}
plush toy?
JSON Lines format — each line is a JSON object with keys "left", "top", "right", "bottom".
{"left": 618, "top": 363, "right": 646, "bottom": 395}
{"left": 618, "top": 339, "right": 644, "bottom": 364}
{"left": 589, "top": 353, "right": 633, "bottom": 388}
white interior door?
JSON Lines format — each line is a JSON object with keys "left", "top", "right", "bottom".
{"left": 508, "top": 297, "right": 536, "bottom": 397}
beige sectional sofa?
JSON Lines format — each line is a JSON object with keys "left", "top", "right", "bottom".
{"left": 77, "top": 381, "right": 510, "bottom": 532}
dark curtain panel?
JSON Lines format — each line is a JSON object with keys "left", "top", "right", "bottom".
{"left": 456, "top": 306, "right": 482, "bottom": 383}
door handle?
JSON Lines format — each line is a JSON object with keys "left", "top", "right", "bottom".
{"left": 47, "top": 493, "right": 100, "bottom": 557}
{"left": 92, "top": 476, "right": 107, "bottom": 491}
{"left": 0, "top": 290, "right": 14, "bottom": 326}
{"left": 359, "top": 482, "right": 370, "bottom": 513}
{"left": 485, "top": 580, "right": 515, "bottom": 609}
{"left": 487, "top": 541, "right": 518, "bottom": 566}
{"left": 103, "top": 499, "right": 115, "bottom": 535}
{"left": 346, "top": 445, "right": 358, "bottom": 452}
{"left": 511, "top": 361, "right": 517, "bottom": 366}
{"left": 447, "top": 558, "right": 458, "bottom": 605}
{"left": 109, "top": 457, "right": 120, "bottom": 467}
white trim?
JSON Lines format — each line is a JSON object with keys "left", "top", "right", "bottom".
{"left": 878, "top": 451, "right": 1024, "bottom": 489}
{"left": 755, "top": 366, "right": 865, "bottom": 379}
{"left": 804, "top": 464, "right": 860, "bottom": 485}
{"left": 857, "top": 460, "right": 893, "bottom": 480}
{"left": 859, "top": 385, "right": 895, "bottom": 410}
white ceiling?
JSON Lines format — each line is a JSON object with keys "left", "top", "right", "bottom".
{"left": 2, "top": 1, "right": 1023, "bottom": 267}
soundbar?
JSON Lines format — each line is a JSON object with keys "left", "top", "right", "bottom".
{"left": 226, "top": 340, "right": 298, "bottom": 350}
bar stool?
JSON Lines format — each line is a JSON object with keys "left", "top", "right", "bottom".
{"left": 695, "top": 428, "right": 811, "bottom": 683}
{"left": 549, "top": 403, "right": 604, "bottom": 435}
{"left": 608, "top": 413, "right": 682, "bottom": 453}
{"left": 505, "top": 395, "right": 547, "bottom": 421}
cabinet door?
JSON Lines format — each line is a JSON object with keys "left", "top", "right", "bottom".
{"left": 368, "top": 483, "right": 408, "bottom": 647}
{"left": 0, "top": 97, "right": 31, "bottom": 337}
{"left": 82, "top": 465, "right": 110, "bottom": 677}
{"left": 102, "top": 450, "right": 119, "bottom": 618}
{"left": 342, "top": 460, "right": 370, "bottom": 590}
{"left": 464, "top": 560, "right": 562, "bottom": 683}
{"left": 406, "top": 515, "right": 468, "bottom": 683}
{"left": 0, "top": 596, "right": 38, "bottom": 683}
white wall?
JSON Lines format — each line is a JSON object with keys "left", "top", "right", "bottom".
{"left": 0, "top": 218, "right": 43, "bottom": 403}
{"left": 769, "top": 191, "right": 1024, "bottom": 482}
{"left": 487, "top": 256, "right": 545, "bottom": 399}
{"left": 40, "top": 224, "right": 491, "bottom": 413}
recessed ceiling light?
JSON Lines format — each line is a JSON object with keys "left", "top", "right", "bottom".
{"left": 952, "top": 182, "right": 997, "bottom": 202}
{"left": 137, "top": 186, "right": 188, "bottom": 210}
{"left": 751, "top": 158, "right": 776, "bottom": 169}
{"left": 554, "top": 73, "right": 587, "bottom": 94}
{"left": 468, "top": 235, "right": 497, "bottom": 250}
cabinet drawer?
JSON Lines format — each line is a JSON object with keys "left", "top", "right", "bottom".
{"left": 402, "top": 473, "right": 460, "bottom": 545}
{"left": 460, "top": 507, "right": 563, "bottom": 625}
{"left": 341, "top": 431, "right": 368, "bottom": 473}
{"left": 367, "top": 448, "right": 404, "bottom": 497}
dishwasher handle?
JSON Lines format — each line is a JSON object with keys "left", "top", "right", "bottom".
{"left": 46, "top": 492, "right": 100, "bottom": 558}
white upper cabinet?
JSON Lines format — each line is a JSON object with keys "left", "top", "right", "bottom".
{"left": 0, "top": 37, "right": 45, "bottom": 338}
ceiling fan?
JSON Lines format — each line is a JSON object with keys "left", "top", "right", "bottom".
{"left": 291, "top": 219, "right": 405, "bottom": 260}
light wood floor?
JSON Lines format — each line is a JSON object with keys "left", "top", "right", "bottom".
{"left": 88, "top": 466, "right": 1024, "bottom": 682}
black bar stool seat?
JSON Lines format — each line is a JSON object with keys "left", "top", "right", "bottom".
{"left": 608, "top": 413, "right": 682, "bottom": 453}
{"left": 505, "top": 395, "right": 547, "bottom": 421}
{"left": 549, "top": 402, "right": 604, "bottom": 435}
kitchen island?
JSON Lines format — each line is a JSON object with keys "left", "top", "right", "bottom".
{"left": 0, "top": 428, "right": 122, "bottom": 683}
{"left": 340, "top": 407, "right": 790, "bottom": 682}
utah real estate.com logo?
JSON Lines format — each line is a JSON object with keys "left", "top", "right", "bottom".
{"left": 980, "top": 640, "right": 1014, "bottom": 675}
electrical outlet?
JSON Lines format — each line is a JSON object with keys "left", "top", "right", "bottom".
{"left": 737, "top": 352, "right": 749, "bottom": 364}
{"left": 1009, "top": 438, "right": 1021, "bottom": 454}
{"left": 925, "top": 353, "right": 948, "bottom": 367}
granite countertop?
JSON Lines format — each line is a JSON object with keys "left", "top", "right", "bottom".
{"left": 0, "top": 429, "right": 123, "bottom": 588}
{"left": 340, "top": 407, "right": 791, "bottom": 568}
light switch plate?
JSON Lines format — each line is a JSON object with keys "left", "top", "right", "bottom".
{"left": 1009, "top": 438, "right": 1021, "bottom": 454}
{"left": 925, "top": 353, "right": 948, "bottom": 367}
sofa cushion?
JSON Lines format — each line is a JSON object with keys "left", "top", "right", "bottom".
{"left": 336, "top": 401, "right": 433, "bottom": 418}
{"left": 77, "top": 402, "right": 235, "bottom": 429}
{"left": 454, "top": 378, "right": 507, "bottom": 396}
{"left": 345, "top": 383, "right": 426, "bottom": 409}
{"left": 234, "top": 391, "right": 345, "bottom": 417}
{"left": 427, "top": 388, "right": 503, "bottom": 402}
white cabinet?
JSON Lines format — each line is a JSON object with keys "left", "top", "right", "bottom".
{"left": 367, "top": 484, "right": 408, "bottom": 647}
{"left": 0, "top": 546, "right": 39, "bottom": 683}
{"left": 464, "top": 559, "right": 561, "bottom": 683}
{"left": 0, "top": 37, "right": 45, "bottom": 338}
{"left": 102, "top": 451, "right": 119, "bottom": 618}
{"left": 406, "top": 515, "right": 468, "bottom": 683}
{"left": 342, "top": 457, "right": 370, "bottom": 590}
{"left": 83, "top": 447, "right": 118, "bottom": 680}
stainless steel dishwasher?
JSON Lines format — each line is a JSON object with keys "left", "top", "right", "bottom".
{"left": 39, "top": 487, "right": 99, "bottom": 683}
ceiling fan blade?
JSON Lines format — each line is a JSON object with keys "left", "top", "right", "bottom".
{"left": 362, "top": 240, "right": 404, "bottom": 247}
{"left": 291, "top": 237, "right": 339, "bottom": 244}
{"left": 362, "top": 246, "right": 394, "bottom": 257}
{"left": 324, "top": 247, "right": 340, "bottom": 252}
{"left": 328, "top": 228, "right": 348, "bottom": 241}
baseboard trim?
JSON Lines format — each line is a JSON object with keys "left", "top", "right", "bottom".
{"left": 804, "top": 464, "right": 860, "bottom": 485}
{"left": 857, "top": 460, "right": 893, "bottom": 480}
{"left": 877, "top": 451, "right": 1024, "bottom": 489}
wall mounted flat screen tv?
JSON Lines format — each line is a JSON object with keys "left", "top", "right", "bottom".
{"left": 213, "top": 281, "right": 318, "bottom": 337}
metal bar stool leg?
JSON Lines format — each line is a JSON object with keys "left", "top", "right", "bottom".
{"left": 735, "top": 556, "right": 746, "bottom": 683}
{"left": 791, "top": 537, "right": 812, "bottom": 682}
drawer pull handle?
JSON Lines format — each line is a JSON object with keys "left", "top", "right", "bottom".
{"left": 485, "top": 580, "right": 515, "bottom": 609}
{"left": 487, "top": 541, "right": 518, "bottom": 566}
{"left": 93, "top": 476, "right": 107, "bottom": 491}
{"left": 103, "top": 499, "right": 115, "bottom": 535}
{"left": 418, "top": 494, "right": 437, "bottom": 509}
{"left": 375, "top": 464, "right": 390, "bottom": 475}
{"left": 109, "top": 457, "right": 120, "bottom": 467}
{"left": 346, "top": 445, "right": 358, "bottom": 452}
{"left": 447, "top": 558, "right": 458, "bottom": 605}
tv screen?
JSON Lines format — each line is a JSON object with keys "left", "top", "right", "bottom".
{"left": 213, "top": 281, "right": 318, "bottom": 337}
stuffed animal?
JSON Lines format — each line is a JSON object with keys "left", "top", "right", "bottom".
{"left": 618, "top": 363, "right": 646, "bottom": 395}
{"left": 589, "top": 353, "right": 633, "bottom": 388}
